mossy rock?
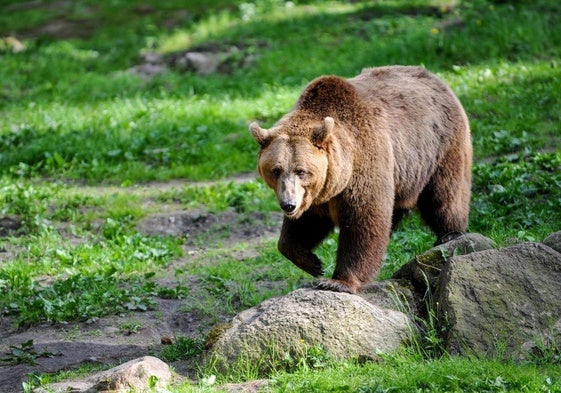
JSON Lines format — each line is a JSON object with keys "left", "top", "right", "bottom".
{"left": 393, "top": 233, "right": 495, "bottom": 293}
{"left": 435, "top": 241, "right": 561, "bottom": 359}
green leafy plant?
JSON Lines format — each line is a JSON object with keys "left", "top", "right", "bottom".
{"left": 471, "top": 151, "right": 561, "bottom": 240}
{"left": 156, "top": 284, "right": 190, "bottom": 299}
{"left": 2, "top": 274, "right": 157, "bottom": 325}
{"left": 119, "top": 320, "right": 143, "bottom": 335}
{"left": 147, "top": 375, "right": 160, "bottom": 389}
{"left": 277, "top": 345, "right": 332, "bottom": 374}
{"left": 160, "top": 336, "right": 205, "bottom": 362}
{"left": 0, "top": 340, "right": 56, "bottom": 365}
{"left": 0, "top": 180, "right": 55, "bottom": 234}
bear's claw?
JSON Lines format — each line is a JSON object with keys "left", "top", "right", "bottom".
{"left": 304, "top": 265, "right": 324, "bottom": 278}
{"left": 293, "top": 255, "right": 324, "bottom": 277}
{"left": 315, "top": 279, "right": 357, "bottom": 294}
{"left": 434, "top": 231, "right": 465, "bottom": 246}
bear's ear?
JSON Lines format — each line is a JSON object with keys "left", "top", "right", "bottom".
{"left": 312, "top": 116, "right": 334, "bottom": 147}
{"left": 249, "top": 122, "right": 273, "bottom": 147}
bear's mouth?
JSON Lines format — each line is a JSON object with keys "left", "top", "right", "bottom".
{"left": 283, "top": 210, "right": 299, "bottom": 218}
{"left": 280, "top": 203, "right": 302, "bottom": 219}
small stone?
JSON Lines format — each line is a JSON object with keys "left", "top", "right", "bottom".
{"left": 37, "top": 356, "right": 174, "bottom": 392}
{"left": 103, "top": 326, "right": 120, "bottom": 336}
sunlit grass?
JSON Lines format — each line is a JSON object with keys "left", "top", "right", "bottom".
{"left": 441, "top": 60, "right": 561, "bottom": 159}
{"left": 266, "top": 355, "right": 561, "bottom": 393}
{"left": 2, "top": 0, "right": 560, "bottom": 182}
{"left": 168, "top": 352, "right": 561, "bottom": 392}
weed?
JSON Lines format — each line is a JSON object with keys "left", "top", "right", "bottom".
{"left": 414, "top": 303, "right": 449, "bottom": 360}
{"left": 0, "top": 340, "right": 57, "bottom": 366}
{"left": 160, "top": 336, "right": 205, "bottom": 362}
{"left": 393, "top": 272, "right": 449, "bottom": 361}
{"left": 6, "top": 274, "right": 157, "bottom": 325}
{"left": 0, "top": 180, "right": 55, "bottom": 234}
{"left": 481, "top": 129, "right": 533, "bottom": 155}
{"left": 147, "top": 375, "right": 159, "bottom": 389}
{"left": 119, "top": 320, "right": 143, "bottom": 335}
{"left": 277, "top": 345, "right": 332, "bottom": 374}
{"left": 205, "top": 341, "right": 333, "bottom": 385}
{"left": 156, "top": 284, "right": 190, "bottom": 299}
{"left": 528, "top": 333, "right": 561, "bottom": 366}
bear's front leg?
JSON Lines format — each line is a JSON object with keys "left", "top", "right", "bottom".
{"left": 277, "top": 211, "right": 335, "bottom": 277}
{"left": 316, "top": 206, "right": 392, "bottom": 294}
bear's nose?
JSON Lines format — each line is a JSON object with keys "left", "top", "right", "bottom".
{"left": 281, "top": 202, "right": 296, "bottom": 213}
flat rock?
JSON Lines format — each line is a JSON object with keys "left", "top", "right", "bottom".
{"left": 35, "top": 356, "right": 174, "bottom": 393}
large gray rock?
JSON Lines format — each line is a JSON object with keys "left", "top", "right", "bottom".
{"left": 208, "top": 288, "right": 412, "bottom": 372}
{"left": 394, "top": 233, "right": 495, "bottom": 294}
{"left": 35, "top": 356, "right": 174, "bottom": 393}
{"left": 435, "top": 242, "right": 561, "bottom": 359}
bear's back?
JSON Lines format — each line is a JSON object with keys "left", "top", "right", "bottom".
{"left": 349, "top": 66, "right": 456, "bottom": 108}
{"left": 348, "top": 66, "right": 468, "bottom": 144}
{"left": 349, "top": 66, "right": 470, "bottom": 204}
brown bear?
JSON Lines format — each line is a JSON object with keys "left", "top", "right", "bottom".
{"left": 249, "top": 65, "right": 472, "bottom": 294}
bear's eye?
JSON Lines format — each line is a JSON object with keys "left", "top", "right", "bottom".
{"left": 271, "top": 167, "right": 282, "bottom": 178}
{"left": 295, "top": 168, "right": 307, "bottom": 178}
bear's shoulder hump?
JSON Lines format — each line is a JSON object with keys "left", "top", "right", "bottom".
{"left": 297, "top": 75, "right": 359, "bottom": 113}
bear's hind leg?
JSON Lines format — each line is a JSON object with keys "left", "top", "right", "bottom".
{"left": 278, "top": 211, "right": 335, "bottom": 277}
{"left": 418, "top": 154, "right": 471, "bottom": 243}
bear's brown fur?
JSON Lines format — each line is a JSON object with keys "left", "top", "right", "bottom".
{"left": 250, "top": 66, "right": 472, "bottom": 294}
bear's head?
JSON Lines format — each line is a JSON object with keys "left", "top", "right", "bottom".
{"left": 249, "top": 116, "right": 337, "bottom": 219}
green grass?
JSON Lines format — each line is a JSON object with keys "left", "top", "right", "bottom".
{"left": 269, "top": 355, "right": 561, "bottom": 393}
{"left": 159, "top": 179, "right": 279, "bottom": 213}
{"left": 1, "top": 0, "right": 561, "bottom": 391}
{"left": 160, "top": 336, "right": 206, "bottom": 363}
{"left": 174, "top": 352, "right": 561, "bottom": 392}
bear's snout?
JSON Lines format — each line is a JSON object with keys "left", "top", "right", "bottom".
{"left": 280, "top": 201, "right": 297, "bottom": 213}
